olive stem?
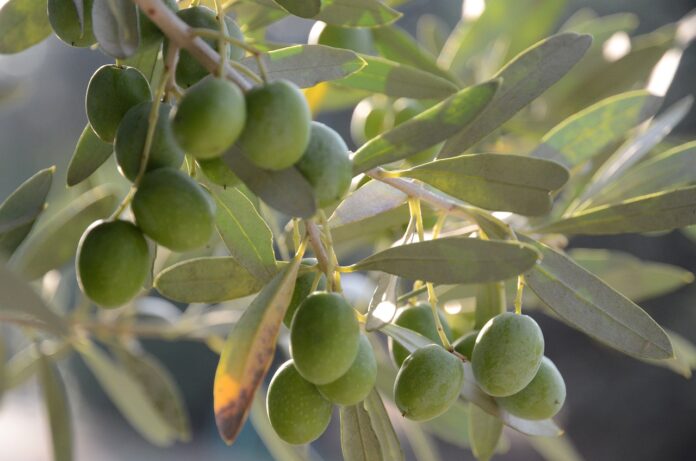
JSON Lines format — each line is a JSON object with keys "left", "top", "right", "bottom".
{"left": 318, "top": 210, "right": 342, "bottom": 293}
{"left": 305, "top": 220, "right": 331, "bottom": 279}
{"left": 213, "top": 0, "right": 229, "bottom": 77}
{"left": 514, "top": 275, "right": 526, "bottom": 315}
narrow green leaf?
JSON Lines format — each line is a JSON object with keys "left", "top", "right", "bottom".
{"left": 272, "top": 0, "right": 320, "bottom": 18}
{"left": 214, "top": 259, "right": 300, "bottom": 444}
{"left": 230, "top": 0, "right": 287, "bottom": 32}
{"left": 568, "top": 249, "right": 694, "bottom": 303}
{"left": 223, "top": 146, "right": 317, "bottom": 218}
{"left": 329, "top": 180, "right": 407, "bottom": 229}
{"left": 538, "top": 186, "right": 696, "bottom": 236}
{"left": 340, "top": 403, "right": 384, "bottom": 461}
{"left": 92, "top": 0, "right": 140, "bottom": 58}
{"left": 38, "top": 354, "right": 73, "bottom": 461}
{"left": 77, "top": 341, "right": 177, "bottom": 446}
{"left": 11, "top": 186, "right": 118, "bottom": 280}
{"left": 0, "top": 336, "right": 5, "bottom": 405}
{"left": 521, "top": 236, "right": 673, "bottom": 360}
{"left": 395, "top": 154, "right": 569, "bottom": 216}
{"left": 0, "top": 263, "right": 68, "bottom": 335}
{"left": 155, "top": 256, "right": 265, "bottom": 303}
{"left": 531, "top": 91, "right": 662, "bottom": 169}
{"left": 352, "top": 80, "right": 499, "bottom": 173}
{"left": 337, "top": 55, "right": 458, "bottom": 99}
{"left": 469, "top": 404, "right": 503, "bottom": 461}
{"left": 0, "top": 166, "right": 54, "bottom": 256}
{"left": 642, "top": 330, "right": 696, "bottom": 378}
{"left": 528, "top": 435, "right": 585, "bottom": 461}
{"left": 240, "top": 45, "right": 365, "bottom": 88}
{"left": 475, "top": 283, "right": 506, "bottom": 330}
{"left": 362, "top": 389, "right": 404, "bottom": 461}
{"left": 5, "top": 343, "right": 40, "bottom": 389}
{"left": 210, "top": 186, "right": 277, "bottom": 281}
{"left": 315, "top": 0, "right": 401, "bottom": 28}
{"left": 354, "top": 237, "right": 540, "bottom": 285}
{"left": 422, "top": 403, "right": 470, "bottom": 448}
{"left": 66, "top": 125, "right": 113, "bottom": 187}
{"left": 0, "top": 0, "right": 52, "bottom": 54}
{"left": 112, "top": 345, "right": 191, "bottom": 441}
{"left": 441, "top": 33, "right": 592, "bottom": 157}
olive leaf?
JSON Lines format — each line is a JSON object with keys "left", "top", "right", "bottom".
{"left": 38, "top": 354, "right": 73, "bottom": 461}
{"left": 394, "top": 154, "right": 569, "bottom": 216}
{"left": 352, "top": 80, "right": 500, "bottom": 173}
{"left": 0, "top": 166, "right": 54, "bottom": 256}
{"left": 641, "top": 330, "right": 696, "bottom": 378}
{"left": 315, "top": 0, "right": 401, "bottom": 28}
{"left": 475, "top": 283, "right": 506, "bottom": 330}
{"left": 362, "top": 389, "right": 403, "bottom": 461}
{"left": 521, "top": 236, "right": 673, "bottom": 360}
{"left": 92, "top": 0, "right": 140, "bottom": 59}
{"left": 469, "top": 404, "right": 503, "bottom": 461}
{"left": 0, "top": 0, "right": 52, "bottom": 54}
{"left": 440, "top": 33, "right": 593, "bottom": 157}
{"left": 329, "top": 180, "right": 407, "bottom": 229}
{"left": 340, "top": 404, "right": 384, "bottom": 461}
{"left": 271, "top": 0, "right": 320, "bottom": 18}
{"left": 66, "top": 125, "right": 113, "bottom": 187}
{"left": 240, "top": 45, "right": 365, "bottom": 88}
{"left": 527, "top": 435, "right": 585, "bottom": 461}
{"left": 354, "top": 237, "right": 540, "bottom": 285}
{"left": 155, "top": 257, "right": 266, "bottom": 303}
{"left": 214, "top": 258, "right": 300, "bottom": 444}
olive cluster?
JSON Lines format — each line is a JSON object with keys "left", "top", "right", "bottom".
{"left": 58, "top": 6, "right": 353, "bottom": 308}
{"left": 267, "top": 292, "right": 377, "bottom": 445}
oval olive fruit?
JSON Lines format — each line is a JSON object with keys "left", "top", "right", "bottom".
{"left": 115, "top": 102, "right": 184, "bottom": 182}
{"left": 197, "top": 158, "right": 240, "bottom": 188}
{"left": 267, "top": 360, "right": 332, "bottom": 445}
{"left": 238, "top": 80, "right": 311, "bottom": 170}
{"left": 48, "top": 0, "right": 96, "bottom": 48}
{"left": 294, "top": 122, "right": 352, "bottom": 207}
{"left": 171, "top": 7, "right": 245, "bottom": 87}
{"left": 283, "top": 259, "right": 326, "bottom": 328}
{"left": 290, "top": 292, "right": 360, "bottom": 384}
{"left": 350, "top": 95, "right": 393, "bottom": 146}
{"left": 394, "top": 344, "right": 463, "bottom": 421}
{"left": 86, "top": 65, "right": 152, "bottom": 142}
{"left": 497, "top": 356, "right": 566, "bottom": 420}
{"left": 452, "top": 330, "right": 478, "bottom": 361}
{"left": 76, "top": 220, "right": 149, "bottom": 308}
{"left": 389, "top": 303, "right": 453, "bottom": 367}
{"left": 172, "top": 77, "right": 246, "bottom": 159}
{"left": 308, "top": 21, "right": 373, "bottom": 54}
{"left": 318, "top": 335, "right": 377, "bottom": 406}
{"left": 131, "top": 168, "right": 216, "bottom": 252}
{"left": 392, "top": 98, "right": 440, "bottom": 165}
{"left": 472, "top": 312, "right": 544, "bottom": 397}
{"left": 138, "top": 0, "right": 178, "bottom": 50}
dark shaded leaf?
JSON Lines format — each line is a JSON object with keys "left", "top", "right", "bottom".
{"left": 272, "top": 0, "right": 320, "bottom": 18}
{"left": 92, "top": 0, "right": 140, "bottom": 59}
{"left": 0, "top": 0, "right": 52, "bottom": 54}
{"left": 315, "top": 0, "right": 401, "bottom": 28}
{"left": 38, "top": 354, "right": 73, "bottom": 461}
{"left": 469, "top": 404, "right": 502, "bottom": 461}
{"left": 66, "top": 125, "right": 113, "bottom": 187}
{"left": 475, "top": 283, "right": 506, "bottom": 330}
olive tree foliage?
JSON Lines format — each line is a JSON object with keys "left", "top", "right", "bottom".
{"left": 1, "top": 0, "right": 696, "bottom": 460}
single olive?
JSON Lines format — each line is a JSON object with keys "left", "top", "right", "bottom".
{"left": 170, "top": 7, "right": 245, "bottom": 87}
{"left": 290, "top": 292, "right": 360, "bottom": 384}
{"left": 294, "top": 122, "right": 352, "bottom": 207}
{"left": 318, "top": 335, "right": 377, "bottom": 406}
{"left": 115, "top": 102, "right": 184, "bottom": 182}
{"left": 138, "top": 0, "right": 178, "bottom": 50}
{"left": 197, "top": 158, "right": 240, "bottom": 188}
{"left": 76, "top": 220, "right": 149, "bottom": 308}
{"left": 237, "top": 80, "right": 311, "bottom": 170}
{"left": 389, "top": 303, "right": 454, "bottom": 367}
{"left": 267, "top": 360, "right": 332, "bottom": 445}
{"left": 131, "top": 168, "right": 216, "bottom": 252}
{"left": 48, "top": 0, "right": 96, "bottom": 48}
{"left": 392, "top": 98, "right": 440, "bottom": 165}
{"left": 394, "top": 344, "right": 464, "bottom": 421}
{"left": 452, "top": 330, "right": 478, "bottom": 361}
{"left": 350, "top": 95, "right": 393, "bottom": 146}
{"left": 472, "top": 312, "right": 544, "bottom": 397}
{"left": 308, "top": 21, "right": 373, "bottom": 54}
{"left": 283, "top": 259, "right": 326, "bottom": 328}
{"left": 497, "top": 357, "right": 566, "bottom": 420}
{"left": 86, "top": 65, "right": 152, "bottom": 143}
{"left": 172, "top": 77, "right": 246, "bottom": 159}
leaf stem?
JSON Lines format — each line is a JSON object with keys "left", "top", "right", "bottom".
{"left": 514, "top": 275, "right": 525, "bottom": 315}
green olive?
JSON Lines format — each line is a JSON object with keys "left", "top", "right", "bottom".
{"left": 76, "top": 220, "right": 149, "bottom": 308}
{"left": 318, "top": 335, "right": 377, "bottom": 406}
{"left": 237, "top": 80, "right": 311, "bottom": 170}
{"left": 472, "top": 312, "right": 544, "bottom": 397}
{"left": 115, "top": 102, "right": 184, "bottom": 182}
{"left": 197, "top": 158, "right": 240, "bottom": 188}
{"left": 267, "top": 360, "right": 332, "bottom": 445}
{"left": 131, "top": 168, "right": 216, "bottom": 252}
{"left": 138, "top": 0, "right": 178, "bottom": 50}
{"left": 294, "top": 122, "right": 352, "bottom": 207}
{"left": 350, "top": 95, "right": 393, "bottom": 146}
{"left": 86, "top": 65, "right": 152, "bottom": 142}
{"left": 283, "top": 259, "right": 326, "bottom": 328}
{"left": 394, "top": 344, "right": 463, "bottom": 421}
{"left": 497, "top": 357, "right": 566, "bottom": 420}
{"left": 452, "top": 330, "right": 478, "bottom": 361}
{"left": 290, "top": 292, "right": 360, "bottom": 384}
{"left": 308, "top": 21, "right": 373, "bottom": 54}
{"left": 389, "top": 303, "right": 453, "bottom": 367}
{"left": 48, "top": 0, "right": 96, "bottom": 48}
{"left": 172, "top": 77, "right": 246, "bottom": 159}
{"left": 170, "top": 7, "right": 245, "bottom": 87}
